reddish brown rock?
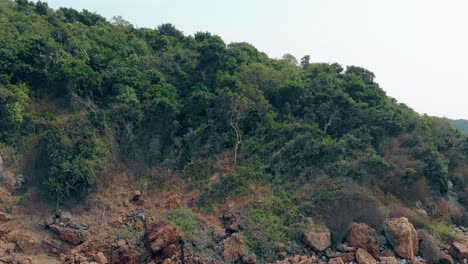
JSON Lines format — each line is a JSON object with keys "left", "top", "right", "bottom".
{"left": 346, "top": 222, "right": 379, "bottom": 259}
{"left": 49, "top": 224, "right": 88, "bottom": 245}
{"left": 146, "top": 220, "right": 184, "bottom": 253}
{"left": 449, "top": 242, "right": 468, "bottom": 260}
{"left": 6, "top": 229, "right": 41, "bottom": 255}
{"left": 341, "top": 252, "right": 356, "bottom": 263}
{"left": 337, "top": 243, "right": 356, "bottom": 253}
{"left": 164, "top": 194, "right": 183, "bottom": 210}
{"left": 384, "top": 217, "right": 418, "bottom": 260}
{"left": 380, "top": 256, "right": 399, "bottom": 264}
{"left": 304, "top": 227, "right": 331, "bottom": 252}
{"left": 355, "top": 248, "right": 376, "bottom": 264}
{"left": 328, "top": 257, "right": 344, "bottom": 264}
{"left": 221, "top": 234, "right": 246, "bottom": 262}
{"left": 95, "top": 252, "right": 108, "bottom": 264}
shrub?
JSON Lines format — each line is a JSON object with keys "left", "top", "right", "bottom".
{"left": 430, "top": 222, "right": 460, "bottom": 244}
{"left": 167, "top": 208, "right": 216, "bottom": 257}
{"left": 240, "top": 203, "right": 292, "bottom": 260}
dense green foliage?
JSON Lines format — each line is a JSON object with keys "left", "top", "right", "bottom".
{"left": 0, "top": 1, "right": 467, "bottom": 258}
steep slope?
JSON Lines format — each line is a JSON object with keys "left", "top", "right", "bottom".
{"left": 0, "top": 0, "right": 467, "bottom": 263}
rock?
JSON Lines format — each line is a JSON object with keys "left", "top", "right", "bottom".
{"left": 221, "top": 234, "right": 246, "bottom": 262}
{"left": 59, "top": 211, "right": 73, "bottom": 223}
{"left": 346, "top": 222, "right": 379, "bottom": 259}
{"left": 440, "top": 251, "right": 455, "bottom": 264}
{"left": 14, "top": 174, "right": 25, "bottom": 190}
{"left": 380, "top": 256, "right": 399, "bottom": 264}
{"left": 0, "top": 155, "right": 3, "bottom": 173}
{"left": 164, "top": 194, "right": 183, "bottom": 209}
{"left": 327, "top": 257, "right": 344, "bottom": 264}
{"left": 146, "top": 220, "right": 183, "bottom": 253}
{"left": 6, "top": 229, "right": 41, "bottom": 255}
{"left": 222, "top": 210, "right": 240, "bottom": 232}
{"left": 49, "top": 224, "right": 88, "bottom": 245}
{"left": 381, "top": 249, "right": 395, "bottom": 257}
{"left": 131, "top": 190, "right": 145, "bottom": 206}
{"left": 95, "top": 252, "right": 107, "bottom": 264}
{"left": 337, "top": 243, "right": 356, "bottom": 253}
{"left": 68, "top": 220, "right": 89, "bottom": 230}
{"left": 212, "top": 225, "right": 227, "bottom": 240}
{"left": 355, "top": 248, "right": 376, "bottom": 264}
{"left": 304, "top": 227, "right": 331, "bottom": 253}
{"left": 42, "top": 238, "right": 67, "bottom": 256}
{"left": 340, "top": 252, "right": 355, "bottom": 263}
{"left": 384, "top": 217, "right": 418, "bottom": 260}
{"left": 449, "top": 242, "right": 468, "bottom": 260}
{"left": 0, "top": 212, "right": 12, "bottom": 222}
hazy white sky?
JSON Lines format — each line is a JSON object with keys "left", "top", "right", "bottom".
{"left": 37, "top": 0, "right": 468, "bottom": 119}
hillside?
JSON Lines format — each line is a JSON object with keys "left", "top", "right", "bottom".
{"left": 0, "top": 1, "right": 467, "bottom": 263}
{"left": 449, "top": 119, "right": 468, "bottom": 134}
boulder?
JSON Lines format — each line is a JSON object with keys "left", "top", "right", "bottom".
{"left": 221, "top": 234, "right": 246, "bottom": 262}
{"left": 346, "top": 222, "right": 379, "bottom": 259}
{"left": 304, "top": 227, "right": 331, "bottom": 252}
{"left": 6, "top": 229, "right": 41, "bottom": 255}
{"left": 448, "top": 242, "right": 468, "bottom": 260}
{"left": 384, "top": 217, "right": 418, "bottom": 260}
{"left": 49, "top": 224, "right": 88, "bottom": 245}
{"left": 146, "top": 220, "right": 183, "bottom": 253}
{"left": 0, "top": 155, "right": 3, "bottom": 173}
{"left": 355, "top": 248, "right": 376, "bottom": 264}
{"left": 327, "top": 257, "right": 344, "bottom": 264}
{"left": 380, "top": 256, "right": 399, "bottom": 264}
{"left": 95, "top": 252, "right": 108, "bottom": 264}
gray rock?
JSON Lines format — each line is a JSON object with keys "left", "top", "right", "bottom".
{"left": 68, "top": 220, "right": 89, "bottom": 230}
{"left": 0, "top": 155, "right": 3, "bottom": 173}
{"left": 59, "top": 211, "right": 73, "bottom": 222}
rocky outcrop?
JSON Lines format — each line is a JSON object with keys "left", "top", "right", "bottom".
{"left": 346, "top": 222, "right": 379, "bottom": 259}
{"left": 449, "top": 242, "right": 468, "bottom": 261}
{"left": 355, "top": 248, "right": 376, "bottom": 264}
{"left": 384, "top": 217, "right": 418, "bottom": 260}
{"left": 304, "top": 227, "right": 331, "bottom": 253}
{"left": 221, "top": 234, "right": 246, "bottom": 262}
{"left": 146, "top": 220, "right": 183, "bottom": 262}
{"left": 49, "top": 224, "right": 88, "bottom": 245}
{"left": 5, "top": 229, "right": 41, "bottom": 255}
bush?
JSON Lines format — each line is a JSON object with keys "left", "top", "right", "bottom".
{"left": 167, "top": 208, "right": 217, "bottom": 257}
{"left": 241, "top": 204, "right": 291, "bottom": 259}
{"left": 40, "top": 116, "right": 110, "bottom": 207}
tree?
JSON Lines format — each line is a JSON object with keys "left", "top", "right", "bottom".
{"left": 226, "top": 93, "right": 253, "bottom": 165}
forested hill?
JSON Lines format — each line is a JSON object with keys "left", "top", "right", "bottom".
{"left": 0, "top": 1, "right": 468, "bottom": 262}
{"left": 449, "top": 119, "right": 468, "bottom": 134}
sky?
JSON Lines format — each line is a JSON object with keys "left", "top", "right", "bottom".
{"left": 36, "top": 0, "right": 468, "bottom": 119}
